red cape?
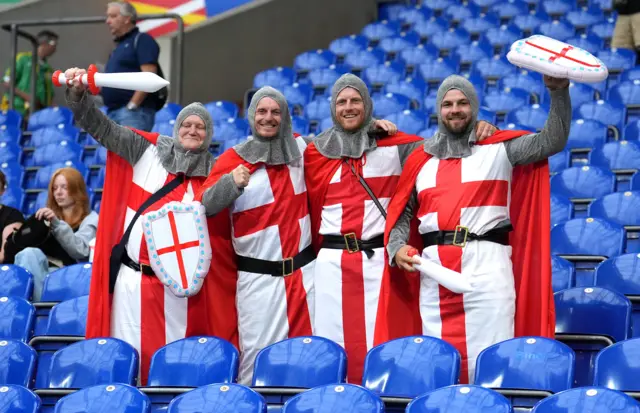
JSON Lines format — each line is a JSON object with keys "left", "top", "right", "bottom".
{"left": 378, "top": 130, "right": 556, "bottom": 341}
{"left": 305, "top": 131, "right": 426, "bottom": 341}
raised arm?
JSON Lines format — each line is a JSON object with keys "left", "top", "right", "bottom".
{"left": 504, "top": 76, "right": 571, "bottom": 166}
{"left": 200, "top": 164, "right": 250, "bottom": 216}
{"left": 63, "top": 67, "right": 150, "bottom": 166}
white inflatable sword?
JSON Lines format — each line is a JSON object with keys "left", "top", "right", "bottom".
{"left": 52, "top": 64, "right": 169, "bottom": 95}
{"left": 408, "top": 248, "right": 473, "bottom": 294}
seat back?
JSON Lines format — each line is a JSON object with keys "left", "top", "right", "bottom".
{"left": 483, "top": 88, "right": 529, "bottom": 114}
{"left": 41, "top": 263, "right": 92, "bottom": 302}
{"left": 593, "top": 337, "right": 640, "bottom": 391}
{"left": 0, "top": 125, "right": 21, "bottom": 145}
{"left": 168, "top": 383, "right": 266, "bottom": 413}
{"left": 0, "top": 384, "right": 40, "bottom": 413}
{"left": 154, "top": 103, "right": 182, "bottom": 124}
{"left": 148, "top": 336, "right": 239, "bottom": 386}
{"left": 550, "top": 193, "right": 573, "bottom": 228}
{"left": 204, "top": 100, "right": 239, "bottom": 122}
{"left": 362, "top": 336, "right": 459, "bottom": 398}
{"left": 0, "top": 296, "right": 34, "bottom": 342}
{"left": 46, "top": 295, "right": 89, "bottom": 336}
{"left": 531, "top": 387, "right": 640, "bottom": 412}
{"left": 282, "top": 384, "right": 384, "bottom": 413}
{"left": 27, "top": 107, "right": 73, "bottom": 131}
{"left": 0, "top": 265, "right": 33, "bottom": 300}
{"left": 54, "top": 383, "right": 150, "bottom": 413}
{"left": 552, "top": 255, "right": 575, "bottom": 292}
{"left": 0, "top": 110, "right": 23, "bottom": 129}
{"left": 589, "top": 191, "right": 640, "bottom": 226}
{"left": 407, "top": 385, "right": 512, "bottom": 413}
{"left": 47, "top": 338, "right": 138, "bottom": 388}
{"left": 31, "top": 141, "right": 83, "bottom": 167}
{"left": 0, "top": 339, "right": 36, "bottom": 386}
{"left": 567, "top": 119, "right": 608, "bottom": 150}
{"left": 550, "top": 166, "right": 615, "bottom": 199}
{"left": 594, "top": 253, "right": 640, "bottom": 294}
{"left": 385, "top": 110, "right": 427, "bottom": 135}
{"left": 551, "top": 218, "right": 625, "bottom": 258}
{"left": 475, "top": 336, "right": 575, "bottom": 393}
{"left": 252, "top": 336, "right": 347, "bottom": 388}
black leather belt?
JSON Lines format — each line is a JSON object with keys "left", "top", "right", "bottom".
{"left": 321, "top": 234, "right": 384, "bottom": 258}
{"left": 237, "top": 245, "right": 316, "bottom": 277}
{"left": 122, "top": 252, "right": 155, "bottom": 276}
{"left": 421, "top": 225, "right": 512, "bottom": 248}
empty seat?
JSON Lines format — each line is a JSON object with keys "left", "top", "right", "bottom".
{"left": 453, "top": 41, "right": 493, "bottom": 66}
{"left": 384, "top": 77, "right": 428, "bottom": 107}
{"left": 551, "top": 217, "right": 625, "bottom": 259}
{"left": 0, "top": 125, "right": 20, "bottom": 145}
{"left": 384, "top": 110, "right": 428, "bottom": 135}
{"left": 538, "top": 19, "right": 576, "bottom": 41}
{"left": 422, "top": 0, "right": 456, "bottom": 12}
{"left": 589, "top": 191, "right": 640, "bottom": 226}
{"left": 371, "top": 93, "right": 411, "bottom": 117}
{"left": 552, "top": 255, "right": 575, "bottom": 292}
{"left": 45, "top": 295, "right": 89, "bottom": 336}
{"left": 329, "top": 35, "right": 369, "bottom": 57}
{"left": 344, "top": 48, "right": 386, "bottom": 71}
{"left": 29, "top": 141, "right": 83, "bottom": 168}
{"left": 362, "top": 336, "right": 459, "bottom": 398}
{"left": 253, "top": 67, "right": 296, "bottom": 90}
{"left": 0, "top": 110, "right": 22, "bottom": 129}
{"left": 0, "top": 296, "right": 34, "bottom": 342}
{"left": 0, "top": 384, "right": 40, "bottom": 413}
{"left": 473, "top": 56, "right": 516, "bottom": 80}
{"left": 147, "top": 336, "right": 238, "bottom": 386}
{"left": 361, "top": 20, "right": 401, "bottom": 42}
{"left": 597, "top": 48, "right": 637, "bottom": 73}
{"left": 532, "top": 387, "right": 640, "bottom": 412}
{"left": 461, "top": 14, "right": 501, "bottom": 36}
{"left": 407, "top": 385, "right": 512, "bottom": 413}
{"left": 505, "top": 103, "right": 550, "bottom": 131}
{"left": 41, "top": 263, "right": 92, "bottom": 302}
{"left": 590, "top": 17, "right": 616, "bottom": 41}
{"left": 608, "top": 80, "right": 640, "bottom": 119}
{"left": 418, "top": 57, "right": 459, "bottom": 83}
{"left": 566, "top": 6, "right": 605, "bottom": 28}
{"left": 27, "top": 107, "right": 73, "bottom": 131}
{"left": 443, "top": 2, "right": 480, "bottom": 22}
{"left": 0, "top": 161, "right": 23, "bottom": 188}
{"left": 29, "top": 125, "right": 80, "bottom": 147}
{"left": 399, "top": 44, "right": 440, "bottom": 68}
{"left": 0, "top": 265, "right": 33, "bottom": 300}
{"left": 513, "top": 10, "right": 548, "bottom": 34}
{"left": 566, "top": 33, "right": 604, "bottom": 54}
{"left": 167, "top": 383, "right": 266, "bottom": 413}
{"left": 397, "top": 6, "right": 432, "bottom": 27}
{"left": 291, "top": 116, "right": 310, "bottom": 136}
{"left": 0, "top": 142, "right": 21, "bottom": 165}
{"left": 542, "top": 1, "right": 576, "bottom": 15}
{"left": 308, "top": 66, "right": 348, "bottom": 90}
{"left": 485, "top": 24, "right": 522, "bottom": 50}
{"left": 378, "top": 32, "right": 421, "bottom": 56}
{"left": 253, "top": 336, "right": 346, "bottom": 387}
{"left": 204, "top": 100, "right": 239, "bottom": 122}
{"left": 282, "top": 384, "right": 383, "bottom": 413}
{"left": 550, "top": 166, "right": 615, "bottom": 200}
{"left": 549, "top": 150, "right": 570, "bottom": 174}
{"left": 431, "top": 28, "right": 471, "bottom": 52}
{"left": 500, "top": 71, "right": 544, "bottom": 100}
{"left": 551, "top": 193, "right": 573, "bottom": 228}
{"left": 593, "top": 337, "right": 640, "bottom": 391}
{"left": 151, "top": 121, "right": 174, "bottom": 136}
{"left": 214, "top": 118, "right": 249, "bottom": 141}
{"left": 413, "top": 17, "right": 450, "bottom": 40}
{"left": 483, "top": 88, "right": 529, "bottom": 114}
{"left": 0, "top": 339, "right": 36, "bottom": 387}
{"left": 294, "top": 49, "right": 337, "bottom": 72}
{"left": 566, "top": 119, "right": 608, "bottom": 150}
{"left": 363, "top": 62, "right": 406, "bottom": 87}
{"left": 154, "top": 103, "right": 182, "bottom": 124}
{"left": 55, "top": 384, "right": 150, "bottom": 413}
{"left": 304, "top": 96, "right": 332, "bottom": 122}
{"left": 282, "top": 83, "right": 313, "bottom": 110}
{"left": 1, "top": 187, "right": 24, "bottom": 211}
{"left": 490, "top": 0, "right": 529, "bottom": 19}
{"left": 28, "top": 162, "right": 89, "bottom": 190}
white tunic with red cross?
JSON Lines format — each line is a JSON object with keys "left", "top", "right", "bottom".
{"left": 313, "top": 146, "right": 402, "bottom": 384}
{"left": 229, "top": 137, "right": 314, "bottom": 385}
{"left": 415, "top": 142, "right": 516, "bottom": 384}
{"left": 110, "top": 144, "right": 212, "bottom": 385}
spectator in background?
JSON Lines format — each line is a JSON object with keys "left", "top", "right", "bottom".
{"left": 0, "top": 171, "right": 24, "bottom": 264}
{"left": 1, "top": 30, "right": 58, "bottom": 117}
{"left": 612, "top": 0, "right": 640, "bottom": 62}
{"left": 14, "top": 167, "right": 98, "bottom": 301}
{"left": 103, "top": 1, "right": 161, "bottom": 131}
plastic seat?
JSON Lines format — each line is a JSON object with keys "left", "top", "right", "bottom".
{"left": 0, "top": 162, "right": 22, "bottom": 188}
{"left": 555, "top": 287, "right": 632, "bottom": 385}
{"left": 475, "top": 336, "right": 574, "bottom": 409}
{"left": 0, "top": 385, "right": 40, "bottom": 413}
{"left": 513, "top": 10, "right": 548, "bottom": 34}
{"left": 385, "top": 110, "right": 428, "bottom": 135}
{"left": 549, "top": 149, "right": 570, "bottom": 174}
{"left": 474, "top": 56, "right": 516, "bottom": 80}
{"left": 552, "top": 217, "right": 626, "bottom": 259}
{"left": 589, "top": 17, "right": 616, "bottom": 41}
{"left": 591, "top": 140, "right": 640, "bottom": 171}
{"left": 566, "top": 119, "right": 608, "bottom": 150}
{"left": 0, "top": 265, "right": 33, "bottom": 300}
{"left": 566, "top": 33, "right": 604, "bottom": 54}
{"left": 318, "top": 117, "right": 334, "bottom": 133}
{"left": 361, "top": 20, "right": 401, "bottom": 42}
{"left": 431, "top": 28, "right": 471, "bottom": 52}
{"left": 25, "top": 191, "right": 48, "bottom": 217}
{"left": 422, "top": 0, "right": 456, "bottom": 11}
{"left": 398, "top": 44, "right": 440, "bottom": 68}
{"left": 407, "top": 385, "right": 512, "bottom": 413}
{"left": 93, "top": 147, "right": 107, "bottom": 166}
{"left": 566, "top": 6, "right": 605, "bottom": 28}
{"left": 483, "top": 88, "right": 529, "bottom": 114}
{"left": 0, "top": 296, "right": 34, "bottom": 342}
{"left": 27, "top": 107, "right": 73, "bottom": 131}
{"left": 384, "top": 77, "right": 428, "bottom": 107}
{"left": 30, "top": 125, "right": 80, "bottom": 147}
{"left": 418, "top": 57, "right": 459, "bottom": 82}
{"left": 597, "top": 48, "right": 637, "bottom": 72}
{"left": 552, "top": 255, "right": 575, "bottom": 292}
{"left": 551, "top": 193, "right": 573, "bottom": 228}
{"left": 54, "top": 383, "right": 150, "bottom": 413}
{"left": 282, "top": 83, "right": 313, "bottom": 109}
{"left": 45, "top": 295, "right": 89, "bottom": 336}
{"left": 292, "top": 116, "right": 310, "bottom": 136}
{"left": 151, "top": 121, "right": 174, "bottom": 137}
{"left": 490, "top": 0, "right": 529, "bottom": 19}
{"left": 304, "top": 96, "right": 332, "bottom": 122}
{"left": 461, "top": 14, "right": 501, "bottom": 36}
{"left": 0, "top": 339, "right": 36, "bottom": 386}
{"left": 593, "top": 336, "right": 640, "bottom": 390}
{"left": 147, "top": 336, "right": 239, "bottom": 386}
{"left": 378, "top": 32, "right": 421, "bottom": 56}
{"left": 294, "top": 49, "right": 337, "bottom": 72}
{"left": 507, "top": 103, "right": 550, "bottom": 131}
{"left": 204, "top": 100, "right": 239, "bottom": 122}
{"left": 531, "top": 387, "right": 640, "bottom": 412}
{"left": 500, "top": 71, "right": 545, "bottom": 100}
{"left": 453, "top": 41, "right": 493, "bottom": 65}
{"left": 41, "top": 263, "right": 92, "bottom": 302}
{"left": 362, "top": 336, "right": 459, "bottom": 398}
{"left": 538, "top": 19, "right": 576, "bottom": 41}
{"left": 0, "top": 110, "right": 22, "bottom": 129}
{"left": 0, "top": 125, "right": 20, "bottom": 145}
{"left": 1, "top": 187, "right": 24, "bottom": 211}
{"left": 253, "top": 67, "right": 296, "bottom": 90}
{"left": 485, "top": 24, "right": 522, "bottom": 50}
{"left": 363, "top": 62, "right": 406, "bottom": 87}
{"left": 0, "top": 143, "right": 21, "bottom": 165}
{"left": 542, "top": 0, "right": 576, "bottom": 15}
{"left": 154, "top": 103, "right": 181, "bottom": 124}
{"left": 46, "top": 337, "right": 138, "bottom": 388}
{"left": 252, "top": 336, "right": 347, "bottom": 387}
{"left": 550, "top": 166, "right": 615, "bottom": 199}
{"left": 307, "top": 66, "right": 348, "bottom": 90}
{"left": 626, "top": 120, "right": 640, "bottom": 140}
{"left": 167, "top": 383, "right": 266, "bottom": 413}
{"left": 443, "top": 2, "right": 480, "bottom": 22}
{"left": 28, "top": 162, "right": 89, "bottom": 190}
{"left": 413, "top": 17, "right": 450, "bottom": 40}
{"left": 329, "top": 35, "right": 369, "bottom": 57}
{"left": 621, "top": 67, "right": 640, "bottom": 83}
{"left": 397, "top": 6, "right": 432, "bottom": 27}
{"left": 282, "top": 384, "right": 383, "bottom": 413}
{"left": 419, "top": 126, "right": 438, "bottom": 139}
{"left": 344, "top": 48, "right": 386, "bottom": 71}
{"left": 29, "top": 141, "right": 83, "bottom": 168}
{"left": 371, "top": 93, "right": 411, "bottom": 118}
{"left": 215, "top": 118, "right": 249, "bottom": 141}
{"left": 575, "top": 100, "right": 626, "bottom": 139}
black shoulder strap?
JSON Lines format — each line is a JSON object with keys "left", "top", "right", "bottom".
{"left": 343, "top": 160, "right": 387, "bottom": 219}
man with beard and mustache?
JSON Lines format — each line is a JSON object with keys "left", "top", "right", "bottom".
{"left": 195, "top": 86, "right": 397, "bottom": 384}
{"left": 304, "top": 73, "right": 499, "bottom": 383}
{"left": 383, "top": 74, "right": 570, "bottom": 384}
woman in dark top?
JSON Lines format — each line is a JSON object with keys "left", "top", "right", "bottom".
{"left": 0, "top": 171, "right": 25, "bottom": 263}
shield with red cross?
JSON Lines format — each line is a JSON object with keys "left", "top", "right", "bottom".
{"left": 506, "top": 35, "right": 608, "bottom": 83}
{"left": 141, "top": 201, "right": 212, "bottom": 298}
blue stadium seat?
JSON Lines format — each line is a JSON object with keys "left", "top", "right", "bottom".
{"left": 413, "top": 17, "right": 450, "bottom": 41}
{"left": 513, "top": 10, "right": 548, "bottom": 34}
{"left": 552, "top": 255, "right": 575, "bottom": 292}
{"left": 461, "top": 14, "right": 501, "bottom": 36}
{"left": 27, "top": 107, "right": 73, "bottom": 131}
{"left": 371, "top": 93, "right": 412, "bottom": 117}
{"left": 566, "top": 34, "right": 604, "bottom": 54}
{"left": 304, "top": 96, "right": 332, "bottom": 122}
{"left": 473, "top": 56, "right": 517, "bottom": 80}
{"left": 0, "top": 162, "right": 22, "bottom": 189}
{"left": 542, "top": 0, "right": 577, "bottom": 15}
{"left": 319, "top": 117, "right": 334, "bottom": 133}
{"left": 154, "top": 103, "right": 182, "bottom": 124}
{"left": 147, "top": 336, "right": 239, "bottom": 386}
{"left": 551, "top": 193, "right": 573, "bottom": 228}
{"left": 29, "top": 125, "right": 80, "bottom": 147}
{"left": 0, "top": 142, "right": 21, "bottom": 165}
{"left": 253, "top": 67, "right": 296, "bottom": 90}
{"left": 167, "top": 383, "right": 266, "bottom": 413}
{"left": 567, "top": 6, "right": 605, "bottom": 28}
{"left": 500, "top": 71, "right": 545, "bottom": 101}
{"left": 431, "top": 28, "right": 471, "bottom": 52}
{"left": 576, "top": 100, "right": 626, "bottom": 139}
{"left": 397, "top": 6, "right": 433, "bottom": 28}
{"left": 45, "top": 295, "right": 89, "bottom": 336}
{"left": 363, "top": 62, "right": 406, "bottom": 88}
{"left": 532, "top": 387, "right": 640, "bottom": 412}
{"left": 253, "top": 336, "right": 347, "bottom": 387}
{"left": 470, "top": 0, "right": 500, "bottom": 6}
{"left": 591, "top": 140, "right": 640, "bottom": 172}
{"left": 498, "top": 122, "right": 531, "bottom": 132}
{"left": 626, "top": 119, "right": 640, "bottom": 140}
{"left": 90, "top": 166, "right": 105, "bottom": 190}
{"left": 0, "top": 110, "right": 22, "bottom": 129}
{"left": 406, "top": 385, "right": 512, "bottom": 413}
{"left": 294, "top": 49, "right": 337, "bottom": 72}
{"left": 483, "top": 88, "right": 529, "bottom": 114}
{"left": 1, "top": 187, "right": 24, "bottom": 211}
{"left": 385, "top": 110, "right": 428, "bottom": 135}
{"left": 344, "top": 48, "right": 386, "bottom": 71}
{"left": 399, "top": 44, "right": 440, "bottom": 69}
{"left": 378, "top": 31, "right": 421, "bottom": 57}
{"left": 453, "top": 41, "right": 494, "bottom": 66}
{"left": 505, "top": 103, "right": 550, "bottom": 131}
{"left": 361, "top": 20, "right": 401, "bottom": 42}
{"left": 0, "top": 339, "right": 36, "bottom": 386}
{"left": 151, "top": 121, "right": 174, "bottom": 136}
{"left": 292, "top": 116, "right": 310, "bottom": 136}
{"left": 282, "top": 83, "right": 313, "bottom": 110}
{"left": 0, "top": 296, "right": 34, "bottom": 342}
{"left": 25, "top": 191, "right": 48, "bottom": 217}
{"left": 214, "top": 118, "right": 249, "bottom": 141}
{"left": 41, "top": 263, "right": 92, "bottom": 302}
{"left": 362, "top": 336, "right": 459, "bottom": 398}
{"left": 422, "top": 0, "right": 456, "bottom": 12}
{"left": 443, "top": 2, "right": 480, "bottom": 22}
{"left": 419, "top": 126, "right": 438, "bottom": 139}
{"left": 384, "top": 77, "right": 428, "bottom": 108}
{"left": 490, "top": 0, "right": 529, "bottom": 19}
{"left": 307, "top": 66, "right": 348, "bottom": 91}
{"left": 566, "top": 119, "right": 608, "bottom": 150}
{"left": 485, "top": 24, "right": 522, "bottom": 51}
{"left": 0, "top": 385, "right": 40, "bottom": 413}
{"left": 550, "top": 166, "right": 615, "bottom": 199}
{"left": 282, "top": 384, "right": 383, "bottom": 413}
{"left": 609, "top": 80, "right": 640, "bottom": 121}
{"left": 29, "top": 141, "right": 83, "bottom": 168}
{"left": 538, "top": 19, "right": 576, "bottom": 41}
{"left": 0, "top": 125, "right": 20, "bottom": 145}
{"left": 204, "top": 100, "right": 239, "bottom": 122}
{"left": 554, "top": 287, "right": 632, "bottom": 386}
{"left": 45, "top": 338, "right": 138, "bottom": 388}
{"left": 418, "top": 57, "right": 460, "bottom": 83}
{"left": 378, "top": 3, "right": 409, "bottom": 22}
{"left": 54, "top": 383, "right": 150, "bottom": 413}
{"left": 475, "top": 337, "right": 574, "bottom": 409}
{"left": 549, "top": 149, "right": 570, "bottom": 174}
{"left": 622, "top": 67, "right": 640, "bottom": 83}
{"left": 597, "top": 48, "right": 637, "bottom": 73}
{"left": 552, "top": 217, "right": 626, "bottom": 262}
{"left": 589, "top": 17, "right": 616, "bottom": 42}
{"left": 329, "top": 35, "right": 369, "bottom": 57}
{"left": 0, "top": 265, "right": 33, "bottom": 300}
{"left": 590, "top": 191, "right": 640, "bottom": 251}
{"left": 423, "top": 90, "right": 438, "bottom": 116}
{"left": 593, "top": 337, "right": 640, "bottom": 391}
{"left": 27, "top": 162, "right": 89, "bottom": 190}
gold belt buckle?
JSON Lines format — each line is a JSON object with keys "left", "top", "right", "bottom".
{"left": 452, "top": 225, "right": 469, "bottom": 248}
{"left": 344, "top": 232, "right": 359, "bottom": 253}
{"left": 282, "top": 257, "right": 294, "bottom": 277}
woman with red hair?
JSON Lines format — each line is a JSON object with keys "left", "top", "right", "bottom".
{"left": 14, "top": 167, "right": 98, "bottom": 300}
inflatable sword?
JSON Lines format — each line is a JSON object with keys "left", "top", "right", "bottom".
{"left": 408, "top": 248, "right": 473, "bottom": 294}
{"left": 52, "top": 64, "right": 169, "bottom": 95}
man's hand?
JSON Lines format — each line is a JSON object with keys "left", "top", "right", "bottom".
{"left": 232, "top": 165, "right": 250, "bottom": 188}
{"left": 544, "top": 75, "right": 570, "bottom": 91}
{"left": 475, "top": 120, "right": 498, "bottom": 141}
{"left": 395, "top": 245, "right": 421, "bottom": 272}
{"left": 374, "top": 119, "right": 398, "bottom": 135}
{"left": 63, "top": 67, "right": 88, "bottom": 93}
{"left": 35, "top": 207, "right": 56, "bottom": 222}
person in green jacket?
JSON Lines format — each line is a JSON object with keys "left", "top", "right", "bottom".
{"left": 1, "top": 30, "right": 58, "bottom": 116}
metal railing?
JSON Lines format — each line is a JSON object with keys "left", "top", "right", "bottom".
{"left": 1, "top": 13, "right": 185, "bottom": 113}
